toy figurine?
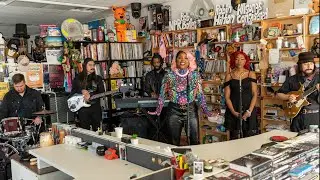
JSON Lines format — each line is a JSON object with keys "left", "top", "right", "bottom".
{"left": 112, "top": 6, "right": 132, "bottom": 42}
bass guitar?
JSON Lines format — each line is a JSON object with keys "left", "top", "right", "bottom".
{"left": 67, "top": 91, "right": 117, "bottom": 112}
{"left": 283, "top": 83, "right": 318, "bottom": 119}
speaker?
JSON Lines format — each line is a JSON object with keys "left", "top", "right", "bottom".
{"left": 131, "top": 3, "right": 142, "bottom": 19}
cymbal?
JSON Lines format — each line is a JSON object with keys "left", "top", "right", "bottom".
{"left": 32, "top": 110, "right": 56, "bottom": 115}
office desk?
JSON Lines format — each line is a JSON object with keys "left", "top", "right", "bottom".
{"left": 29, "top": 144, "right": 153, "bottom": 180}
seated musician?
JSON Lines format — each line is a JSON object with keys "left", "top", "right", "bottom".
{"left": 144, "top": 53, "right": 166, "bottom": 98}
{"left": 276, "top": 52, "right": 320, "bottom": 132}
{"left": 0, "top": 73, "right": 43, "bottom": 125}
{"left": 71, "top": 58, "right": 105, "bottom": 131}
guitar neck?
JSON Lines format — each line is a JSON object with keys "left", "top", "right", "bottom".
{"left": 302, "top": 85, "right": 318, "bottom": 98}
{"left": 90, "top": 91, "right": 116, "bottom": 100}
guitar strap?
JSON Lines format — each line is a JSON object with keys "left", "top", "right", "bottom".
{"left": 303, "top": 71, "right": 318, "bottom": 89}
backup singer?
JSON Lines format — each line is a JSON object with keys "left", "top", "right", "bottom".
{"left": 224, "top": 51, "right": 258, "bottom": 140}
{"left": 0, "top": 73, "right": 43, "bottom": 125}
{"left": 144, "top": 53, "right": 166, "bottom": 98}
{"left": 71, "top": 58, "right": 105, "bottom": 131}
{"left": 149, "top": 51, "right": 215, "bottom": 146}
{"left": 277, "top": 52, "right": 319, "bottom": 132}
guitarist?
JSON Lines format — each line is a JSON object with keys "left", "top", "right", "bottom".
{"left": 71, "top": 58, "right": 105, "bottom": 131}
{"left": 277, "top": 52, "right": 319, "bottom": 132}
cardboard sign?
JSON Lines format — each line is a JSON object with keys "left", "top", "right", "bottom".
{"left": 25, "top": 63, "right": 44, "bottom": 88}
{"left": 49, "top": 65, "right": 64, "bottom": 89}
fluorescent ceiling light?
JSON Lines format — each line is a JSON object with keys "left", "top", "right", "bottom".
{"left": 16, "top": 0, "right": 110, "bottom": 10}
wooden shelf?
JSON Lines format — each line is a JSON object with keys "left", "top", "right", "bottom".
{"left": 198, "top": 25, "right": 228, "bottom": 30}
{"left": 250, "top": 61, "right": 260, "bottom": 63}
{"left": 263, "top": 15, "right": 304, "bottom": 22}
{"left": 305, "top": 13, "right": 320, "bottom": 17}
{"left": 164, "top": 29, "right": 197, "bottom": 33}
{"left": 211, "top": 41, "right": 229, "bottom": 44}
{"left": 267, "top": 48, "right": 302, "bottom": 51}
{"left": 262, "top": 83, "right": 283, "bottom": 87}
{"left": 306, "top": 34, "right": 319, "bottom": 37}
{"left": 236, "top": 40, "right": 261, "bottom": 44}
{"left": 264, "top": 34, "right": 303, "bottom": 40}
{"left": 202, "top": 80, "right": 223, "bottom": 85}
{"left": 264, "top": 106, "right": 284, "bottom": 111}
{"left": 71, "top": 41, "right": 142, "bottom": 44}
{"left": 263, "top": 119, "right": 290, "bottom": 124}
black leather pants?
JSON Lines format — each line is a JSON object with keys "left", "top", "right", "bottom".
{"left": 166, "top": 102, "right": 199, "bottom": 146}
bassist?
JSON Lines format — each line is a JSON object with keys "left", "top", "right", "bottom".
{"left": 277, "top": 52, "right": 319, "bottom": 132}
{"left": 71, "top": 58, "right": 105, "bottom": 131}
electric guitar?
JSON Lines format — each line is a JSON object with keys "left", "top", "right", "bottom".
{"left": 283, "top": 83, "right": 318, "bottom": 119}
{"left": 67, "top": 91, "right": 117, "bottom": 112}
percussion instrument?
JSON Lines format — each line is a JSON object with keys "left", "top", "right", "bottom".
{"left": 39, "top": 132, "right": 54, "bottom": 147}
{"left": 1, "top": 117, "right": 22, "bottom": 137}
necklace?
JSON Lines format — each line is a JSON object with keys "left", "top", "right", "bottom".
{"left": 175, "top": 69, "right": 189, "bottom": 77}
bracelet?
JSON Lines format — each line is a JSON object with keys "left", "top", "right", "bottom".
{"left": 246, "top": 110, "right": 252, "bottom": 117}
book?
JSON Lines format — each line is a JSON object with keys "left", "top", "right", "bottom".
{"left": 251, "top": 145, "right": 288, "bottom": 159}
{"left": 289, "top": 164, "right": 313, "bottom": 178}
{"left": 229, "top": 154, "right": 272, "bottom": 176}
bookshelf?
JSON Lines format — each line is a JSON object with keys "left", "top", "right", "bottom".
{"left": 150, "top": 29, "right": 197, "bottom": 67}
{"left": 259, "top": 14, "right": 318, "bottom": 132}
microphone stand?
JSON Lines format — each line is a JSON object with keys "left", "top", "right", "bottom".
{"left": 238, "top": 72, "right": 245, "bottom": 139}
{"left": 187, "top": 74, "right": 190, "bottom": 145}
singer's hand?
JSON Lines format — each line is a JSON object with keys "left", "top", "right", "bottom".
{"left": 33, "top": 116, "right": 42, "bottom": 125}
{"left": 242, "top": 112, "right": 250, "bottom": 121}
{"left": 232, "top": 111, "right": 240, "bottom": 118}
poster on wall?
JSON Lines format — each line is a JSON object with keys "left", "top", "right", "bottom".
{"left": 49, "top": 65, "right": 64, "bottom": 89}
{"left": 0, "top": 82, "right": 9, "bottom": 100}
{"left": 25, "top": 63, "right": 43, "bottom": 88}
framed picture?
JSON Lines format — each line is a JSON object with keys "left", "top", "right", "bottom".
{"left": 193, "top": 161, "right": 204, "bottom": 178}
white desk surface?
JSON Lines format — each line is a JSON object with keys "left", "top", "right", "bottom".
{"left": 29, "top": 144, "right": 152, "bottom": 180}
{"left": 73, "top": 128, "right": 175, "bottom": 154}
{"left": 187, "top": 130, "right": 297, "bottom": 161}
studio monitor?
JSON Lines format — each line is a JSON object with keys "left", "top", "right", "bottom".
{"left": 131, "top": 3, "right": 141, "bottom": 19}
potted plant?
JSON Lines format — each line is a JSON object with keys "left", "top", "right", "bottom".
{"left": 131, "top": 134, "right": 139, "bottom": 145}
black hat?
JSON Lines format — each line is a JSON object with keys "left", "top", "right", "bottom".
{"left": 13, "top": 23, "right": 30, "bottom": 39}
{"left": 297, "top": 52, "right": 316, "bottom": 64}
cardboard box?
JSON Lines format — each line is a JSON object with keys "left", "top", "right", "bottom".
{"left": 268, "top": 0, "right": 294, "bottom": 18}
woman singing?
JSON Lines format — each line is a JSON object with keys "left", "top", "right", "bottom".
{"left": 224, "top": 51, "right": 258, "bottom": 139}
{"left": 149, "top": 51, "right": 215, "bottom": 146}
{"left": 71, "top": 58, "right": 105, "bottom": 131}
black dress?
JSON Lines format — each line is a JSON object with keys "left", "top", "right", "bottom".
{"left": 224, "top": 74, "right": 258, "bottom": 139}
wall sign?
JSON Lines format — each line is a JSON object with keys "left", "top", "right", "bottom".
{"left": 169, "top": 12, "right": 198, "bottom": 31}
{"left": 49, "top": 65, "right": 64, "bottom": 89}
{"left": 214, "top": 2, "right": 268, "bottom": 26}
